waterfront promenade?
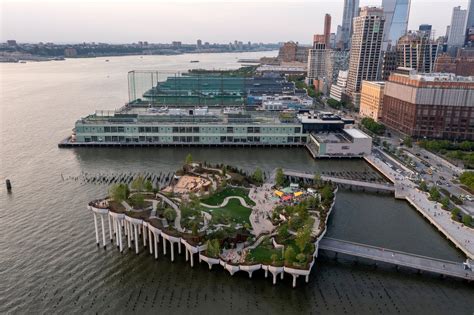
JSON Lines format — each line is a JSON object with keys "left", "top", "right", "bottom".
{"left": 319, "top": 238, "right": 473, "bottom": 280}
{"left": 365, "top": 153, "right": 474, "bottom": 260}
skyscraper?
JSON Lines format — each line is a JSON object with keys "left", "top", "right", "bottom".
{"left": 307, "top": 43, "right": 327, "bottom": 92}
{"left": 466, "top": 0, "right": 474, "bottom": 30}
{"left": 339, "top": 0, "right": 360, "bottom": 49}
{"left": 397, "top": 32, "right": 439, "bottom": 73}
{"left": 382, "top": 0, "right": 411, "bottom": 49}
{"left": 447, "top": 6, "right": 468, "bottom": 49}
{"left": 346, "top": 7, "right": 385, "bottom": 107}
{"left": 324, "top": 14, "right": 332, "bottom": 48}
{"left": 418, "top": 24, "right": 432, "bottom": 38}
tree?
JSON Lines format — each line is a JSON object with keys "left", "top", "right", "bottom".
{"left": 144, "top": 180, "right": 153, "bottom": 192}
{"left": 403, "top": 136, "right": 413, "bottom": 148}
{"left": 164, "top": 208, "right": 177, "bottom": 222}
{"left": 284, "top": 247, "right": 296, "bottom": 264}
{"left": 451, "top": 207, "right": 461, "bottom": 220}
{"left": 109, "top": 183, "right": 129, "bottom": 202}
{"left": 462, "top": 214, "right": 472, "bottom": 226}
{"left": 275, "top": 168, "right": 285, "bottom": 187}
{"left": 129, "top": 193, "right": 145, "bottom": 208}
{"left": 221, "top": 165, "right": 227, "bottom": 176}
{"left": 295, "top": 226, "right": 311, "bottom": 253}
{"left": 441, "top": 196, "right": 450, "bottom": 209}
{"left": 419, "top": 181, "right": 428, "bottom": 192}
{"left": 131, "top": 176, "right": 145, "bottom": 191}
{"left": 361, "top": 117, "right": 386, "bottom": 135}
{"left": 459, "top": 172, "right": 474, "bottom": 190}
{"left": 187, "top": 192, "right": 200, "bottom": 208}
{"left": 206, "top": 239, "right": 221, "bottom": 258}
{"left": 278, "top": 224, "right": 289, "bottom": 240}
{"left": 252, "top": 167, "right": 264, "bottom": 184}
{"left": 313, "top": 172, "right": 321, "bottom": 185}
{"left": 185, "top": 153, "right": 193, "bottom": 165}
{"left": 271, "top": 253, "right": 278, "bottom": 264}
{"left": 321, "top": 184, "right": 334, "bottom": 203}
{"left": 429, "top": 186, "right": 440, "bottom": 201}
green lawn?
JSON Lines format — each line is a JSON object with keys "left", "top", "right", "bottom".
{"left": 201, "top": 187, "right": 255, "bottom": 207}
{"left": 200, "top": 198, "right": 252, "bottom": 225}
{"left": 246, "top": 242, "right": 284, "bottom": 265}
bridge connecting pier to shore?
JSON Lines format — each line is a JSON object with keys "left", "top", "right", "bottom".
{"left": 282, "top": 169, "right": 395, "bottom": 193}
{"left": 319, "top": 238, "right": 473, "bottom": 281}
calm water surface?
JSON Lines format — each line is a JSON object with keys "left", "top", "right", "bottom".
{"left": 1, "top": 52, "right": 473, "bottom": 314}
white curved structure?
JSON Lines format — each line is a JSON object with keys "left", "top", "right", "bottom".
{"left": 239, "top": 264, "right": 261, "bottom": 278}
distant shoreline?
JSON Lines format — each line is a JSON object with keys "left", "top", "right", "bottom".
{"left": 0, "top": 49, "right": 278, "bottom": 64}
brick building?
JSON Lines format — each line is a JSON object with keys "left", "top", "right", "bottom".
{"left": 383, "top": 69, "right": 474, "bottom": 140}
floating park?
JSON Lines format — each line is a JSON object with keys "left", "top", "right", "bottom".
{"left": 88, "top": 157, "right": 337, "bottom": 287}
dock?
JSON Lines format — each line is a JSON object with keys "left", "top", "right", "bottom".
{"left": 319, "top": 237, "right": 473, "bottom": 281}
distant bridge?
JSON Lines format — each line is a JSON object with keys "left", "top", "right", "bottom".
{"left": 319, "top": 238, "right": 473, "bottom": 281}
{"left": 282, "top": 169, "right": 395, "bottom": 193}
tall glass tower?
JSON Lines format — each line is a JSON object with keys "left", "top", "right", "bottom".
{"left": 339, "top": 0, "right": 360, "bottom": 49}
{"left": 466, "top": 0, "right": 474, "bottom": 30}
{"left": 382, "top": 0, "right": 411, "bottom": 49}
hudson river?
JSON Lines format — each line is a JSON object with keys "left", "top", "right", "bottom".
{"left": 1, "top": 52, "right": 473, "bottom": 314}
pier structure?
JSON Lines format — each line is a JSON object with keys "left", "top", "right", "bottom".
{"left": 86, "top": 187, "right": 338, "bottom": 288}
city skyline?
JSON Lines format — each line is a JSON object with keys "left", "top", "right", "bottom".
{"left": 1, "top": 0, "right": 470, "bottom": 44}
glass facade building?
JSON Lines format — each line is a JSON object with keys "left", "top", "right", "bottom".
{"left": 128, "top": 71, "right": 295, "bottom": 107}
{"left": 382, "top": 0, "right": 411, "bottom": 49}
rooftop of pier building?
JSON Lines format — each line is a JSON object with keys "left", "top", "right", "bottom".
{"left": 78, "top": 106, "right": 302, "bottom": 126}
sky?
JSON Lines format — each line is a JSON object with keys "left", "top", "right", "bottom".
{"left": 0, "top": 0, "right": 470, "bottom": 44}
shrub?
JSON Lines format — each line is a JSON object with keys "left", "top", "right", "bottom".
{"left": 296, "top": 253, "right": 306, "bottom": 264}
{"left": 462, "top": 214, "right": 472, "bottom": 226}
{"left": 284, "top": 247, "right": 296, "bottom": 264}
{"left": 164, "top": 208, "right": 177, "bottom": 222}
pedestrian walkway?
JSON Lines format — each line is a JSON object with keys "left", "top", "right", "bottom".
{"left": 365, "top": 154, "right": 474, "bottom": 260}
{"left": 283, "top": 169, "right": 395, "bottom": 192}
{"left": 156, "top": 193, "right": 183, "bottom": 232}
{"left": 319, "top": 237, "right": 473, "bottom": 280}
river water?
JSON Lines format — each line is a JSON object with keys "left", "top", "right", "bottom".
{"left": 1, "top": 52, "right": 473, "bottom": 314}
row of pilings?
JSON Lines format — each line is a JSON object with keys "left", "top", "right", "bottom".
{"left": 62, "top": 171, "right": 174, "bottom": 187}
